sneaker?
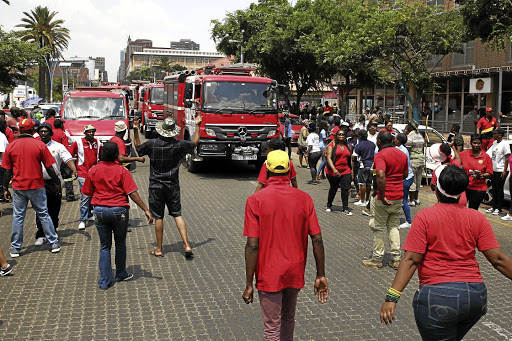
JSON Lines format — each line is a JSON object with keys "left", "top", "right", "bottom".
{"left": 88, "top": 215, "right": 95, "bottom": 221}
{"left": 388, "top": 260, "right": 400, "bottom": 270}
{"left": 501, "top": 214, "right": 512, "bottom": 221}
{"left": 415, "top": 199, "right": 421, "bottom": 205}
{"left": 116, "top": 273, "right": 134, "bottom": 282}
{"left": 354, "top": 200, "right": 365, "bottom": 206}
{"left": 10, "top": 251, "right": 19, "bottom": 258}
{"left": 325, "top": 206, "right": 332, "bottom": 212}
{"left": 362, "top": 208, "right": 372, "bottom": 217}
{"left": 51, "top": 244, "right": 61, "bottom": 253}
{"left": 400, "top": 222, "right": 411, "bottom": 229}
{"left": 362, "top": 258, "right": 383, "bottom": 269}
{"left": 408, "top": 201, "right": 416, "bottom": 207}
{"left": 342, "top": 208, "right": 353, "bottom": 216}
{"left": 78, "top": 221, "right": 86, "bottom": 230}
{"left": 0, "top": 264, "right": 13, "bottom": 276}
{"left": 34, "top": 237, "right": 46, "bottom": 246}
{"left": 493, "top": 209, "right": 501, "bottom": 216}
{"left": 485, "top": 208, "right": 494, "bottom": 213}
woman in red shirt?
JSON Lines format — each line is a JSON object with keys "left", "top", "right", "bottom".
{"left": 82, "top": 142, "right": 153, "bottom": 290}
{"left": 325, "top": 130, "right": 352, "bottom": 215}
{"left": 380, "top": 165, "right": 512, "bottom": 340}
{"left": 459, "top": 134, "right": 493, "bottom": 210}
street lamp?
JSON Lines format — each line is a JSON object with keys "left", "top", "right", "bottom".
{"left": 228, "top": 31, "right": 245, "bottom": 65}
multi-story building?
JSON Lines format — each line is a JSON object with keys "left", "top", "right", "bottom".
{"left": 170, "top": 39, "right": 200, "bottom": 51}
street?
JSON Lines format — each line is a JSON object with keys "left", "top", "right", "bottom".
{"left": 0, "top": 150, "right": 512, "bottom": 340}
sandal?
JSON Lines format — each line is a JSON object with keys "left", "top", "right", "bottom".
{"left": 150, "top": 249, "right": 164, "bottom": 257}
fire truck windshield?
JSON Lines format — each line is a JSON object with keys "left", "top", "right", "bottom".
{"left": 203, "top": 81, "right": 276, "bottom": 112}
{"left": 63, "top": 97, "right": 125, "bottom": 120}
{"left": 150, "top": 87, "right": 164, "bottom": 105}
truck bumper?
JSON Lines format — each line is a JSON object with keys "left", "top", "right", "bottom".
{"left": 196, "top": 141, "right": 265, "bottom": 161}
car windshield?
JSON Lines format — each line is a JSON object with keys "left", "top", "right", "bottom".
{"left": 150, "top": 87, "right": 163, "bottom": 105}
{"left": 63, "top": 97, "right": 125, "bottom": 120}
{"left": 203, "top": 81, "right": 276, "bottom": 111}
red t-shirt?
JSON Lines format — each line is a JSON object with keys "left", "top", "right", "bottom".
{"left": 257, "top": 160, "right": 296, "bottom": 186}
{"left": 110, "top": 136, "right": 128, "bottom": 156}
{"left": 70, "top": 138, "right": 100, "bottom": 178}
{"left": 81, "top": 161, "right": 138, "bottom": 207}
{"left": 325, "top": 143, "right": 351, "bottom": 176}
{"left": 45, "top": 117, "right": 56, "bottom": 128}
{"left": 51, "top": 128, "right": 69, "bottom": 149}
{"left": 328, "top": 126, "right": 340, "bottom": 141}
{"left": 477, "top": 117, "right": 497, "bottom": 137}
{"left": 403, "top": 203, "right": 499, "bottom": 286}
{"left": 373, "top": 146, "right": 408, "bottom": 200}
{"left": 459, "top": 150, "right": 493, "bottom": 191}
{"left": 4, "top": 127, "right": 14, "bottom": 143}
{"left": 244, "top": 176, "right": 321, "bottom": 292}
{"left": 1, "top": 135, "right": 55, "bottom": 190}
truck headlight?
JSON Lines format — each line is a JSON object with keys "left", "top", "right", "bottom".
{"left": 267, "top": 130, "right": 277, "bottom": 137}
{"left": 205, "top": 128, "right": 216, "bottom": 137}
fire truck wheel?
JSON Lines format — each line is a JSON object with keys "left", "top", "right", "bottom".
{"left": 184, "top": 152, "right": 200, "bottom": 173}
{"left": 144, "top": 127, "right": 152, "bottom": 139}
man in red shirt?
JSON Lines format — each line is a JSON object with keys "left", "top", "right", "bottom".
{"left": 2, "top": 119, "right": 61, "bottom": 257}
{"left": 363, "top": 131, "right": 408, "bottom": 270}
{"left": 69, "top": 125, "right": 101, "bottom": 230}
{"left": 477, "top": 107, "right": 497, "bottom": 151}
{"left": 243, "top": 150, "right": 328, "bottom": 340}
{"left": 110, "top": 121, "right": 145, "bottom": 166}
{"left": 44, "top": 108, "right": 57, "bottom": 128}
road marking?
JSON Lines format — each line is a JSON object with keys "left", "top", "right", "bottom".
{"left": 482, "top": 321, "right": 512, "bottom": 340}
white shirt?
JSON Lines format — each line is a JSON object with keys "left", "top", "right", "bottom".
{"left": 41, "top": 139, "right": 73, "bottom": 180}
{"left": 0, "top": 132, "right": 8, "bottom": 163}
{"left": 368, "top": 132, "right": 378, "bottom": 145}
{"left": 487, "top": 139, "right": 511, "bottom": 172}
{"left": 306, "top": 132, "right": 321, "bottom": 153}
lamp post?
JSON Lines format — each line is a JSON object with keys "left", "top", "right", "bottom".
{"left": 229, "top": 31, "right": 245, "bottom": 65}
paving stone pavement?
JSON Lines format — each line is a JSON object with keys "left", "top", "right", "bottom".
{"left": 0, "top": 149, "right": 512, "bottom": 340}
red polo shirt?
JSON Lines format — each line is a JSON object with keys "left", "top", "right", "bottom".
{"left": 1, "top": 135, "right": 55, "bottom": 190}
{"left": 477, "top": 117, "right": 497, "bottom": 136}
{"left": 51, "top": 128, "right": 69, "bottom": 149}
{"left": 81, "top": 161, "right": 138, "bottom": 208}
{"left": 459, "top": 150, "right": 493, "bottom": 191}
{"left": 374, "top": 145, "right": 408, "bottom": 200}
{"left": 70, "top": 138, "right": 100, "bottom": 178}
{"left": 257, "top": 161, "right": 296, "bottom": 186}
{"left": 244, "top": 176, "right": 321, "bottom": 292}
{"left": 45, "top": 117, "right": 56, "bottom": 128}
{"left": 109, "top": 136, "right": 128, "bottom": 156}
{"left": 4, "top": 127, "right": 14, "bottom": 143}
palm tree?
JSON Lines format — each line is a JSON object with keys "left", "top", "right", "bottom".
{"left": 17, "top": 6, "right": 70, "bottom": 101}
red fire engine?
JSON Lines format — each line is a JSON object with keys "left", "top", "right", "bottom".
{"left": 138, "top": 83, "right": 164, "bottom": 138}
{"left": 163, "top": 65, "right": 279, "bottom": 172}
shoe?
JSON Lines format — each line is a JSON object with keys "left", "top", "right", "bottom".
{"left": 415, "top": 199, "right": 421, "bottom": 205}
{"left": 362, "top": 208, "right": 372, "bottom": 217}
{"left": 316, "top": 174, "right": 321, "bottom": 181}
{"left": 116, "top": 273, "right": 134, "bottom": 282}
{"left": 325, "top": 206, "right": 332, "bottom": 212}
{"left": 400, "top": 222, "right": 411, "bottom": 229}
{"left": 408, "top": 201, "right": 416, "bottom": 207}
{"left": 320, "top": 174, "right": 326, "bottom": 180}
{"left": 66, "top": 197, "right": 76, "bottom": 202}
{"left": 362, "top": 258, "right": 383, "bottom": 269}
{"left": 342, "top": 208, "right": 353, "bottom": 216}
{"left": 34, "top": 237, "right": 46, "bottom": 246}
{"left": 493, "top": 209, "right": 501, "bottom": 216}
{"left": 88, "top": 215, "right": 95, "bottom": 221}
{"left": 0, "top": 264, "right": 13, "bottom": 276}
{"left": 388, "top": 260, "right": 400, "bottom": 270}
{"left": 10, "top": 251, "right": 19, "bottom": 258}
{"left": 78, "top": 222, "right": 86, "bottom": 230}
{"left": 354, "top": 200, "right": 365, "bottom": 206}
{"left": 485, "top": 208, "right": 494, "bottom": 213}
{"left": 51, "top": 244, "right": 61, "bottom": 253}
{"left": 501, "top": 214, "right": 512, "bottom": 221}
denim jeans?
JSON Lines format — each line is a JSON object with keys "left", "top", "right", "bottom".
{"left": 258, "top": 288, "right": 300, "bottom": 341}
{"left": 413, "top": 282, "right": 487, "bottom": 341}
{"left": 78, "top": 177, "right": 92, "bottom": 222}
{"left": 11, "top": 188, "right": 59, "bottom": 252}
{"left": 94, "top": 206, "right": 129, "bottom": 289}
{"left": 317, "top": 149, "right": 326, "bottom": 176}
{"left": 402, "top": 177, "right": 413, "bottom": 223}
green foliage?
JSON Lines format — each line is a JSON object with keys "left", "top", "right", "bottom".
{"left": 0, "top": 28, "right": 44, "bottom": 93}
{"left": 456, "top": 0, "right": 512, "bottom": 50}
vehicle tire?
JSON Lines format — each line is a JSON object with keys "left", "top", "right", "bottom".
{"left": 254, "top": 157, "right": 265, "bottom": 171}
{"left": 183, "top": 151, "right": 200, "bottom": 173}
{"left": 144, "top": 126, "right": 152, "bottom": 139}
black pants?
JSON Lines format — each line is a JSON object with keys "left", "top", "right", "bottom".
{"left": 327, "top": 174, "right": 351, "bottom": 209}
{"left": 283, "top": 138, "right": 292, "bottom": 158}
{"left": 491, "top": 171, "right": 507, "bottom": 211}
{"left": 36, "top": 179, "right": 62, "bottom": 239}
{"left": 466, "top": 189, "right": 486, "bottom": 210}
{"left": 308, "top": 151, "right": 322, "bottom": 181}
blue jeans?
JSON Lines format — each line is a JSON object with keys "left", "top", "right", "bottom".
{"left": 317, "top": 149, "right": 326, "bottom": 175}
{"left": 402, "top": 177, "right": 413, "bottom": 223}
{"left": 94, "top": 206, "right": 130, "bottom": 289}
{"left": 78, "top": 177, "right": 92, "bottom": 222}
{"left": 413, "top": 282, "right": 487, "bottom": 341}
{"left": 11, "top": 188, "right": 59, "bottom": 252}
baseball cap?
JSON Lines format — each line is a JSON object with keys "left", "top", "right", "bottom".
{"left": 19, "top": 118, "right": 35, "bottom": 131}
{"left": 486, "top": 107, "right": 493, "bottom": 112}
{"left": 493, "top": 128, "right": 505, "bottom": 135}
{"left": 84, "top": 124, "right": 96, "bottom": 133}
{"left": 114, "top": 120, "right": 127, "bottom": 132}
{"left": 266, "top": 150, "right": 290, "bottom": 173}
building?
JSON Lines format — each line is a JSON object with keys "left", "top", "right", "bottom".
{"left": 170, "top": 39, "right": 200, "bottom": 51}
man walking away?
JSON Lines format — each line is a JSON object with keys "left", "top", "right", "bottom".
{"left": 134, "top": 114, "right": 202, "bottom": 258}
{"left": 243, "top": 150, "right": 328, "bottom": 341}
{"left": 110, "top": 121, "right": 145, "bottom": 166}
{"left": 486, "top": 128, "right": 510, "bottom": 216}
{"left": 283, "top": 113, "right": 292, "bottom": 159}
{"left": 353, "top": 129, "right": 375, "bottom": 207}
{"left": 405, "top": 122, "right": 425, "bottom": 206}
{"left": 2, "top": 119, "right": 61, "bottom": 257}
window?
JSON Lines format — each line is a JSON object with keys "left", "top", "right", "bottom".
{"left": 426, "top": 55, "right": 443, "bottom": 69}
{"left": 426, "top": 0, "right": 444, "bottom": 6}
{"left": 452, "top": 41, "right": 474, "bottom": 66}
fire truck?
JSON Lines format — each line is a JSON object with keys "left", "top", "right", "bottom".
{"left": 163, "top": 65, "right": 279, "bottom": 172}
{"left": 138, "top": 83, "right": 164, "bottom": 138}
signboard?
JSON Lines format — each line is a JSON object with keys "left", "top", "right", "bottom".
{"left": 469, "top": 78, "right": 492, "bottom": 94}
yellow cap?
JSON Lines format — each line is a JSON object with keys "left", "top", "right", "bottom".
{"left": 266, "top": 150, "right": 290, "bottom": 173}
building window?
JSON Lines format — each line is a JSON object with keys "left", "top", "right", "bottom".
{"left": 426, "top": 55, "right": 443, "bottom": 69}
{"left": 452, "top": 41, "right": 474, "bottom": 67}
{"left": 426, "top": 0, "right": 444, "bottom": 6}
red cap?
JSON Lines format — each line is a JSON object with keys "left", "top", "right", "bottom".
{"left": 486, "top": 107, "right": 493, "bottom": 112}
{"left": 19, "top": 118, "right": 35, "bottom": 131}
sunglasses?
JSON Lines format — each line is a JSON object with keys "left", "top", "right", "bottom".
{"left": 337, "top": 133, "right": 345, "bottom": 136}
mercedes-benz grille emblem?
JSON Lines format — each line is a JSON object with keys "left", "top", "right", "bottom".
{"left": 238, "top": 127, "right": 247, "bottom": 136}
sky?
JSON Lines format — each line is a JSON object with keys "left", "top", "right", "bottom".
{"left": 1, "top": 0, "right": 257, "bottom": 82}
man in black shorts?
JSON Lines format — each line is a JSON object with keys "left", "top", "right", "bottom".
{"left": 133, "top": 114, "right": 202, "bottom": 258}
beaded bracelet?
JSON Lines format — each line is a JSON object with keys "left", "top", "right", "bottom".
{"left": 385, "top": 287, "right": 402, "bottom": 303}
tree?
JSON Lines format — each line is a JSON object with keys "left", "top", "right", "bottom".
{"left": 0, "top": 28, "right": 44, "bottom": 93}
{"left": 456, "top": 0, "right": 512, "bottom": 49}
{"left": 17, "top": 6, "right": 70, "bottom": 101}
